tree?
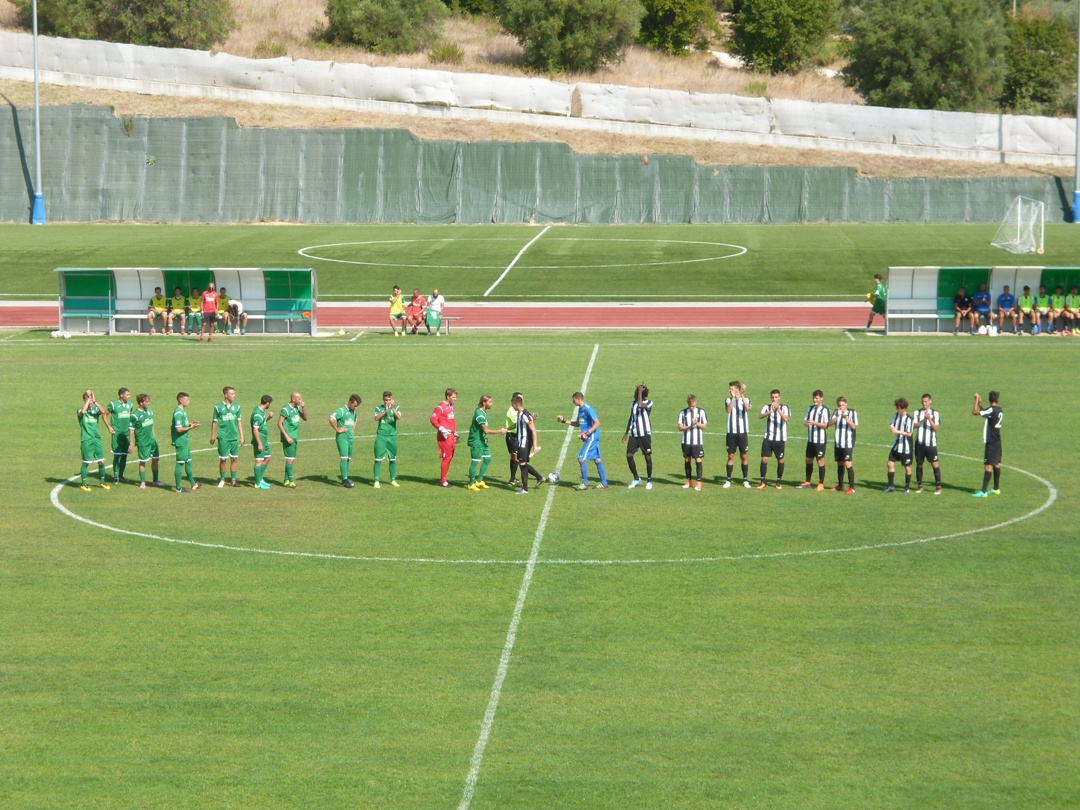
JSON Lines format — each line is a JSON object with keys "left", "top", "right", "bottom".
{"left": 14, "top": 0, "right": 233, "bottom": 48}
{"left": 638, "top": 0, "right": 720, "bottom": 55}
{"left": 499, "top": 0, "right": 644, "bottom": 73}
{"left": 326, "top": 0, "right": 447, "bottom": 54}
{"left": 729, "top": 0, "right": 838, "bottom": 73}
{"left": 1001, "top": 9, "right": 1076, "bottom": 116}
{"left": 844, "top": 0, "right": 1007, "bottom": 112}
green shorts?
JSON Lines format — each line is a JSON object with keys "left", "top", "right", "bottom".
{"left": 253, "top": 442, "right": 271, "bottom": 461}
{"left": 111, "top": 432, "right": 130, "bottom": 455}
{"left": 217, "top": 438, "right": 240, "bottom": 459}
{"left": 468, "top": 439, "right": 490, "bottom": 461}
{"left": 136, "top": 439, "right": 160, "bottom": 462}
{"left": 336, "top": 433, "right": 354, "bottom": 459}
{"left": 81, "top": 438, "right": 105, "bottom": 464}
{"left": 173, "top": 442, "right": 192, "bottom": 463}
{"left": 374, "top": 435, "right": 398, "bottom": 461}
{"left": 281, "top": 436, "right": 299, "bottom": 460}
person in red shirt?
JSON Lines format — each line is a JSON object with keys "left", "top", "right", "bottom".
{"left": 430, "top": 388, "right": 458, "bottom": 486}
{"left": 200, "top": 282, "right": 219, "bottom": 344}
{"left": 405, "top": 288, "right": 428, "bottom": 335}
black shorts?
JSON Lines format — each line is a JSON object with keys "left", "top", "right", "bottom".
{"left": 984, "top": 443, "right": 1002, "bottom": 466}
{"left": 804, "top": 441, "right": 826, "bottom": 460}
{"left": 761, "top": 438, "right": 785, "bottom": 460}
{"left": 682, "top": 443, "right": 704, "bottom": 459}
{"left": 888, "top": 449, "right": 913, "bottom": 466}
{"left": 834, "top": 446, "right": 853, "bottom": 463}
{"left": 505, "top": 433, "right": 519, "bottom": 455}
{"left": 914, "top": 444, "right": 938, "bottom": 464}
{"left": 726, "top": 433, "right": 749, "bottom": 454}
{"left": 626, "top": 435, "right": 652, "bottom": 456}
{"left": 203, "top": 311, "right": 217, "bottom": 325}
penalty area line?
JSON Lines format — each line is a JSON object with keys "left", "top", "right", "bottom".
{"left": 458, "top": 341, "right": 599, "bottom": 810}
{"left": 483, "top": 225, "right": 550, "bottom": 297}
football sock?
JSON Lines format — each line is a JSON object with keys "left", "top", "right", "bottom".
{"left": 509, "top": 456, "right": 519, "bottom": 481}
{"left": 596, "top": 461, "right": 607, "bottom": 487}
{"left": 726, "top": 463, "right": 733, "bottom": 481}
{"left": 113, "top": 456, "right": 122, "bottom": 479}
{"left": 627, "top": 456, "right": 639, "bottom": 479}
{"left": 818, "top": 464, "right": 826, "bottom": 484}
{"left": 805, "top": 462, "right": 813, "bottom": 481}
{"left": 904, "top": 473, "right": 911, "bottom": 489}
{"left": 175, "top": 463, "right": 184, "bottom": 489}
{"left": 777, "top": 461, "right": 784, "bottom": 482}
{"left": 916, "top": 469, "right": 923, "bottom": 487}
{"left": 760, "top": 461, "right": 768, "bottom": 481}
{"left": 992, "top": 467, "right": 1000, "bottom": 489}
{"left": 140, "top": 468, "right": 147, "bottom": 483}
{"left": 684, "top": 460, "right": 692, "bottom": 479}
{"left": 847, "top": 466, "right": 855, "bottom": 488}
{"left": 982, "top": 470, "right": 992, "bottom": 491}
{"left": 285, "top": 461, "right": 294, "bottom": 482}
{"left": 888, "top": 471, "right": 895, "bottom": 486}
{"left": 520, "top": 462, "right": 540, "bottom": 490}
{"left": 469, "top": 459, "right": 480, "bottom": 484}
{"left": 479, "top": 457, "right": 491, "bottom": 481}
{"left": 340, "top": 460, "right": 350, "bottom": 482}
{"left": 933, "top": 466, "right": 941, "bottom": 485}
{"left": 388, "top": 460, "right": 396, "bottom": 481}
{"left": 254, "top": 465, "right": 264, "bottom": 486}
{"left": 695, "top": 460, "right": 703, "bottom": 481}
{"left": 373, "top": 460, "right": 382, "bottom": 482}
{"left": 230, "top": 469, "right": 237, "bottom": 483}
{"left": 579, "top": 460, "right": 589, "bottom": 486}
{"left": 80, "top": 463, "right": 89, "bottom": 486}
{"left": 185, "top": 461, "right": 196, "bottom": 487}
{"left": 644, "top": 456, "right": 653, "bottom": 479}
{"left": 741, "top": 464, "right": 749, "bottom": 481}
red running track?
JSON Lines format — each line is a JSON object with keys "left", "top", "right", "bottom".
{"left": 3, "top": 302, "right": 867, "bottom": 330}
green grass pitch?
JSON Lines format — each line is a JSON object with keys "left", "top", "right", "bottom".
{"left": 2, "top": 324, "right": 1077, "bottom": 808}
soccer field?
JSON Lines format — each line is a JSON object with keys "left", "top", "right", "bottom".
{"left": 2, "top": 326, "right": 1077, "bottom": 808}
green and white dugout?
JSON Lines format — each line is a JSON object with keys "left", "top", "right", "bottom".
{"left": 885, "top": 265, "right": 1078, "bottom": 333}
{"left": 57, "top": 268, "right": 317, "bottom": 335}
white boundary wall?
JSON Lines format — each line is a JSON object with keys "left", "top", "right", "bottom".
{"left": 0, "top": 31, "right": 1073, "bottom": 167}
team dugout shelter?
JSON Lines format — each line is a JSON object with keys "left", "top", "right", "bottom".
{"left": 57, "top": 267, "right": 317, "bottom": 335}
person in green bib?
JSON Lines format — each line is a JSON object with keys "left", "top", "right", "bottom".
{"left": 77, "top": 389, "right": 113, "bottom": 491}
{"left": 147, "top": 286, "right": 168, "bottom": 334}
{"left": 185, "top": 289, "right": 203, "bottom": 334}
{"left": 1063, "top": 285, "right": 1080, "bottom": 335}
{"left": 1034, "top": 284, "right": 1052, "bottom": 333}
{"left": 107, "top": 387, "right": 133, "bottom": 483}
{"left": 171, "top": 392, "right": 201, "bottom": 492}
{"left": 330, "top": 394, "right": 361, "bottom": 488}
{"left": 1049, "top": 286, "right": 1066, "bottom": 334}
{"left": 373, "top": 391, "right": 402, "bottom": 488}
{"left": 467, "top": 394, "right": 507, "bottom": 491}
{"left": 1017, "top": 285, "right": 1036, "bottom": 334}
{"left": 277, "top": 391, "right": 307, "bottom": 488}
{"left": 210, "top": 386, "right": 245, "bottom": 487}
{"left": 129, "top": 392, "right": 165, "bottom": 488}
{"left": 251, "top": 394, "right": 274, "bottom": 490}
{"left": 167, "top": 286, "right": 186, "bottom": 335}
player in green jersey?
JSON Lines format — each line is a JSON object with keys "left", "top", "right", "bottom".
{"left": 167, "top": 286, "right": 187, "bottom": 335}
{"left": 467, "top": 395, "right": 507, "bottom": 491}
{"left": 210, "top": 386, "right": 245, "bottom": 487}
{"left": 1063, "top": 285, "right": 1080, "bottom": 335}
{"left": 1034, "top": 285, "right": 1052, "bottom": 333}
{"left": 1017, "top": 286, "right": 1036, "bottom": 334}
{"left": 129, "top": 392, "right": 165, "bottom": 488}
{"left": 330, "top": 394, "right": 361, "bottom": 488}
{"left": 77, "top": 389, "right": 113, "bottom": 490}
{"left": 251, "top": 395, "right": 274, "bottom": 490}
{"left": 277, "top": 391, "right": 307, "bottom": 488}
{"left": 373, "top": 391, "right": 402, "bottom": 488}
{"left": 107, "top": 387, "right": 133, "bottom": 483}
{"left": 865, "top": 273, "right": 887, "bottom": 331}
{"left": 1050, "top": 286, "right": 1066, "bottom": 334}
{"left": 171, "top": 392, "right": 202, "bottom": 492}
{"left": 148, "top": 287, "right": 168, "bottom": 334}
{"left": 186, "top": 289, "right": 202, "bottom": 334}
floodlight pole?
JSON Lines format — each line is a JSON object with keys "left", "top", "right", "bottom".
{"left": 30, "top": 0, "right": 46, "bottom": 225}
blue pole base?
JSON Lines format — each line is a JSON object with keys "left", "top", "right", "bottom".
{"left": 31, "top": 192, "right": 46, "bottom": 225}
{"left": 1072, "top": 190, "right": 1080, "bottom": 224}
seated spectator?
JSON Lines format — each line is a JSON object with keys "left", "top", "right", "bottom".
{"left": 405, "top": 288, "right": 428, "bottom": 335}
{"left": 147, "top": 286, "right": 168, "bottom": 334}
{"left": 996, "top": 285, "right": 1017, "bottom": 334}
{"left": 971, "top": 284, "right": 992, "bottom": 328}
{"left": 1017, "top": 285, "right": 1036, "bottom": 334}
{"left": 228, "top": 300, "right": 248, "bottom": 335}
{"left": 1034, "top": 285, "right": 1052, "bottom": 333}
{"left": 426, "top": 288, "right": 446, "bottom": 336}
{"left": 217, "top": 287, "right": 232, "bottom": 334}
{"left": 953, "top": 286, "right": 975, "bottom": 334}
{"left": 1062, "top": 285, "right": 1080, "bottom": 335}
{"left": 168, "top": 286, "right": 187, "bottom": 335}
{"left": 1050, "top": 286, "right": 1066, "bottom": 335}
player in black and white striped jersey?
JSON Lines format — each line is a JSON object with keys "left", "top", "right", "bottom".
{"left": 798, "top": 390, "right": 831, "bottom": 490}
{"left": 756, "top": 389, "right": 789, "bottom": 489}
{"left": 678, "top": 395, "right": 707, "bottom": 490}
{"left": 884, "top": 397, "right": 914, "bottom": 493}
{"left": 724, "top": 381, "right": 752, "bottom": 488}
{"left": 912, "top": 393, "right": 942, "bottom": 494}
{"left": 828, "top": 396, "right": 858, "bottom": 494}
{"left": 622, "top": 384, "right": 654, "bottom": 489}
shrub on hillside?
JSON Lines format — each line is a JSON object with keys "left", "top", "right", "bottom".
{"left": 326, "top": 0, "right": 447, "bottom": 54}
{"left": 14, "top": 0, "right": 233, "bottom": 48}
{"left": 1001, "top": 9, "right": 1076, "bottom": 116}
{"left": 638, "top": 0, "right": 720, "bottom": 55}
{"left": 499, "top": 0, "right": 644, "bottom": 73}
{"left": 729, "top": 0, "right": 838, "bottom": 74}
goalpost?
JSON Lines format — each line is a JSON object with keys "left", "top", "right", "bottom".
{"left": 991, "top": 195, "right": 1045, "bottom": 254}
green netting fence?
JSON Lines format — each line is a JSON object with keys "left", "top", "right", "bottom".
{"left": 1, "top": 105, "right": 1072, "bottom": 224}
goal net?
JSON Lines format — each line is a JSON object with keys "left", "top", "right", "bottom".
{"left": 991, "top": 195, "right": 1045, "bottom": 254}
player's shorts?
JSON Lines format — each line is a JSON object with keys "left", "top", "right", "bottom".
{"left": 468, "top": 439, "right": 490, "bottom": 461}
{"left": 626, "top": 435, "right": 652, "bottom": 456}
{"left": 437, "top": 436, "right": 456, "bottom": 460}
{"left": 217, "top": 438, "right": 239, "bottom": 459}
{"left": 505, "top": 433, "right": 519, "bottom": 455}
{"left": 578, "top": 433, "right": 601, "bottom": 461}
{"left": 761, "top": 438, "right": 786, "bottom": 460}
{"left": 137, "top": 439, "right": 160, "bottom": 463}
{"left": 804, "top": 441, "right": 826, "bottom": 460}
{"left": 111, "top": 432, "right": 130, "bottom": 455}
{"left": 173, "top": 442, "right": 192, "bottom": 463}
{"left": 203, "top": 311, "right": 217, "bottom": 325}
{"left": 80, "top": 438, "right": 105, "bottom": 464}
{"left": 726, "top": 433, "right": 749, "bottom": 454}
{"left": 281, "top": 436, "right": 299, "bottom": 460}
{"left": 336, "top": 433, "right": 354, "bottom": 460}
{"left": 682, "top": 443, "right": 704, "bottom": 460}
{"left": 150, "top": 308, "right": 167, "bottom": 317}
{"left": 390, "top": 312, "right": 405, "bottom": 321}
{"left": 914, "top": 444, "right": 938, "bottom": 464}
{"left": 834, "top": 446, "right": 853, "bottom": 463}
{"left": 374, "top": 435, "right": 398, "bottom": 461}
{"left": 888, "top": 449, "right": 913, "bottom": 466}
{"left": 872, "top": 299, "right": 886, "bottom": 315}
{"left": 984, "top": 443, "right": 1002, "bottom": 467}
{"left": 253, "top": 442, "right": 271, "bottom": 461}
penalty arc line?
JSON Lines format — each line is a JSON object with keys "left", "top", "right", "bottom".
{"left": 458, "top": 341, "right": 600, "bottom": 810}
{"left": 482, "top": 225, "right": 551, "bottom": 298}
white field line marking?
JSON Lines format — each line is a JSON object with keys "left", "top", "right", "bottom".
{"left": 349, "top": 330, "right": 365, "bottom": 342}
{"left": 458, "top": 342, "right": 599, "bottom": 810}
{"left": 844, "top": 330, "right": 856, "bottom": 341}
{"left": 482, "top": 226, "right": 551, "bottom": 297}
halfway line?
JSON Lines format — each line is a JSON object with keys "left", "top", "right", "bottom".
{"left": 483, "top": 225, "right": 551, "bottom": 297}
{"left": 458, "top": 341, "right": 600, "bottom": 810}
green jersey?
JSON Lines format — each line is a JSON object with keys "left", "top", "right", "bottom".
{"left": 107, "top": 399, "right": 132, "bottom": 433}
{"left": 1051, "top": 294, "right": 1065, "bottom": 309}
{"left": 280, "top": 402, "right": 303, "bottom": 441}
{"left": 251, "top": 407, "right": 270, "bottom": 449}
{"left": 172, "top": 406, "right": 191, "bottom": 448}
{"left": 331, "top": 405, "right": 357, "bottom": 435}
{"left": 1066, "top": 294, "right": 1080, "bottom": 311}
{"left": 874, "top": 280, "right": 887, "bottom": 302}
{"left": 374, "top": 404, "right": 399, "bottom": 438}
{"left": 505, "top": 406, "right": 517, "bottom": 432}
{"left": 469, "top": 408, "right": 489, "bottom": 447}
{"left": 130, "top": 407, "right": 156, "bottom": 447}
{"left": 170, "top": 295, "right": 185, "bottom": 311}
{"left": 1036, "top": 294, "right": 1051, "bottom": 309}
{"left": 213, "top": 401, "right": 242, "bottom": 441}
{"left": 1018, "top": 294, "right": 1035, "bottom": 311}
{"left": 78, "top": 404, "right": 104, "bottom": 441}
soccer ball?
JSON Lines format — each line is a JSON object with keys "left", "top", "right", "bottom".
{"left": 547, "top": 471, "right": 560, "bottom": 484}
{"left": 977, "top": 325, "right": 987, "bottom": 335}
{"left": 62, "top": 331, "right": 71, "bottom": 339}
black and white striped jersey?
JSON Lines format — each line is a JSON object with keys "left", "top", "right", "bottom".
{"left": 516, "top": 409, "right": 534, "bottom": 447}
{"left": 626, "top": 399, "right": 653, "bottom": 438}
{"left": 833, "top": 409, "right": 858, "bottom": 449}
{"left": 913, "top": 408, "right": 940, "bottom": 447}
{"left": 804, "top": 405, "right": 830, "bottom": 444}
{"left": 760, "top": 404, "right": 789, "bottom": 441}
{"left": 725, "top": 397, "right": 751, "bottom": 435}
{"left": 678, "top": 407, "right": 707, "bottom": 445}
{"left": 890, "top": 413, "right": 914, "bottom": 455}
